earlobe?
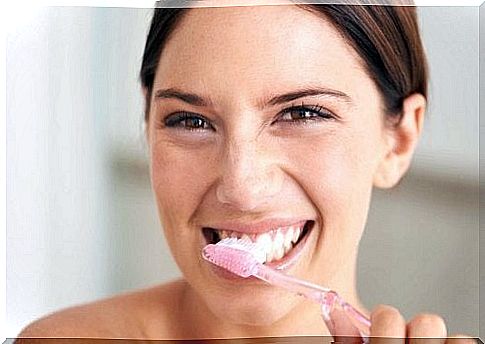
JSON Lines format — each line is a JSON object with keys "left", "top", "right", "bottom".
{"left": 373, "top": 93, "right": 426, "bottom": 189}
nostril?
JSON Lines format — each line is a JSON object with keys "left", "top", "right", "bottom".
{"left": 215, "top": 183, "right": 278, "bottom": 212}
{"left": 215, "top": 186, "right": 259, "bottom": 211}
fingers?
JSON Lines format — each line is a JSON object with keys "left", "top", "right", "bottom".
{"left": 370, "top": 305, "right": 406, "bottom": 344}
{"left": 407, "top": 313, "right": 447, "bottom": 344}
{"left": 369, "top": 306, "right": 473, "bottom": 344}
{"left": 330, "top": 306, "right": 362, "bottom": 336}
{"left": 321, "top": 302, "right": 362, "bottom": 344}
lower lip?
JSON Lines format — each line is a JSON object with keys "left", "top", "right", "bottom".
{"left": 204, "top": 221, "right": 315, "bottom": 281}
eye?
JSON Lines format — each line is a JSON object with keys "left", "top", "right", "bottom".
{"left": 163, "top": 112, "right": 213, "bottom": 131}
{"left": 277, "top": 103, "right": 336, "bottom": 124}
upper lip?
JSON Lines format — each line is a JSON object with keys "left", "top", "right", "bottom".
{"left": 204, "top": 218, "right": 311, "bottom": 234}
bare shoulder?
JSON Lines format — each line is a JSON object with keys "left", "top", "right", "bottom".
{"left": 17, "top": 279, "right": 187, "bottom": 340}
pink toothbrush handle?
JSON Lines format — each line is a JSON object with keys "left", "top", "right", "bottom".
{"left": 321, "top": 290, "right": 371, "bottom": 343}
{"left": 255, "top": 264, "right": 371, "bottom": 342}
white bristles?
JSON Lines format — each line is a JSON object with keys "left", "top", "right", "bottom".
{"left": 216, "top": 237, "right": 266, "bottom": 264}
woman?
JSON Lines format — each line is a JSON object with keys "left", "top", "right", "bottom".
{"left": 18, "top": 2, "right": 475, "bottom": 342}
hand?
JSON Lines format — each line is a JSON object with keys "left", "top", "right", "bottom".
{"left": 368, "top": 305, "right": 476, "bottom": 344}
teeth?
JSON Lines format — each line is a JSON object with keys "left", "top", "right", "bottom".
{"left": 272, "top": 229, "right": 285, "bottom": 260}
{"left": 292, "top": 227, "right": 301, "bottom": 243}
{"left": 284, "top": 227, "right": 294, "bottom": 249}
{"left": 214, "top": 223, "right": 307, "bottom": 263}
{"left": 274, "top": 245, "right": 285, "bottom": 260}
{"left": 266, "top": 249, "right": 274, "bottom": 262}
{"left": 256, "top": 232, "right": 272, "bottom": 248}
{"left": 284, "top": 241, "right": 293, "bottom": 255}
{"left": 274, "top": 229, "right": 284, "bottom": 247}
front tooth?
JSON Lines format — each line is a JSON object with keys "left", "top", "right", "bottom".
{"left": 241, "top": 234, "right": 250, "bottom": 242}
{"left": 230, "top": 231, "right": 237, "bottom": 238}
{"left": 220, "top": 230, "right": 228, "bottom": 239}
{"left": 292, "top": 227, "right": 301, "bottom": 243}
{"left": 257, "top": 232, "right": 272, "bottom": 249}
{"left": 270, "top": 230, "right": 284, "bottom": 261}
{"left": 256, "top": 233, "right": 272, "bottom": 262}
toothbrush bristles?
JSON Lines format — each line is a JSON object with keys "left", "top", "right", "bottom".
{"left": 202, "top": 238, "right": 265, "bottom": 278}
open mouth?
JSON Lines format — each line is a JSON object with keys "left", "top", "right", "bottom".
{"left": 202, "top": 220, "right": 314, "bottom": 265}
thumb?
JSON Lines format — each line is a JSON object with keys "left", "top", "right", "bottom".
{"left": 321, "top": 295, "right": 366, "bottom": 344}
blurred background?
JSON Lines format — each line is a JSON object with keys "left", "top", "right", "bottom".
{"left": 6, "top": 4, "right": 481, "bottom": 338}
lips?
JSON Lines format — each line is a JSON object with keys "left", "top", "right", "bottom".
{"left": 202, "top": 220, "right": 315, "bottom": 265}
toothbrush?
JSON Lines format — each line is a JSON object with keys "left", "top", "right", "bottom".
{"left": 202, "top": 237, "right": 371, "bottom": 341}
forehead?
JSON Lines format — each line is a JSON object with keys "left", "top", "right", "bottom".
{"left": 155, "top": 5, "right": 371, "bottom": 105}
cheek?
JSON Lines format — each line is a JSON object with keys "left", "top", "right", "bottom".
{"left": 149, "top": 141, "right": 219, "bottom": 271}
{"left": 288, "top": 129, "right": 381, "bottom": 231}
{"left": 149, "top": 140, "right": 215, "bottom": 227}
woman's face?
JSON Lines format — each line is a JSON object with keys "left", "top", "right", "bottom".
{"left": 147, "top": 5, "right": 391, "bottom": 327}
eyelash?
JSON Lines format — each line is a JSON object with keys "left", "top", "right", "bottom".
{"left": 162, "top": 103, "right": 336, "bottom": 131}
{"left": 277, "top": 103, "right": 336, "bottom": 125}
{"left": 164, "top": 112, "right": 212, "bottom": 131}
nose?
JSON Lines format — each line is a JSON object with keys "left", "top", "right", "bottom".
{"left": 215, "top": 137, "right": 283, "bottom": 211}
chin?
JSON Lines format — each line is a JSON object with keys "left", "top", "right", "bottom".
{"left": 206, "top": 290, "right": 300, "bottom": 327}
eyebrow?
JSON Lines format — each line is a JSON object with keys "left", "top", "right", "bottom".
{"left": 265, "top": 87, "right": 353, "bottom": 107}
{"left": 154, "top": 88, "right": 213, "bottom": 107}
{"left": 154, "top": 86, "right": 353, "bottom": 108}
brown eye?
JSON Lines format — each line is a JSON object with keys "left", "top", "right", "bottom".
{"left": 278, "top": 104, "right": 335, "bottom": 124}
{"left": 184, "top": 117, "right": 207, "bottom": 129}
{"left": 164, "top": 112, "right": 213, "bottom": 131}
{"left": 285, "top": 108, "right": 318, "bottom": 120}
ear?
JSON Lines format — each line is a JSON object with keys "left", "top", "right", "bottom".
{"left": 373, "top": 93, "right": 426, "bottom": 189}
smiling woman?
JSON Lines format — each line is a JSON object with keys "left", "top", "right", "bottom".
{"left": 16, "top": 1, "right": 476, "bottom": 343}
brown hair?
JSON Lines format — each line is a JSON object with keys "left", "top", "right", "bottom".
{"left": 139, "top": 3, "right": 428, "bottom": 125}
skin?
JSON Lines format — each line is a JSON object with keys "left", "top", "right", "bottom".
{"left": 18, "top": 5, "right": 475, "bottom": 344}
